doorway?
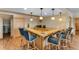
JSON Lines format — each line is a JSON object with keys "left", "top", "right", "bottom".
{"left": 3, "top": 15, "right": 13, "bottom": 38}
{"left": 3, "top": 19, "right": 11, "bottom": 38}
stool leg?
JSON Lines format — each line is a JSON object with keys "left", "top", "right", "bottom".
{"left": 56, "top": 45, "right": 59, "bottom": 50}
{"left": 32, "top": 41, "right": 35, "bottom": 48}
{"left": 55, "top": 46, "right": 57, "bottom": 50}
{"left": 27, "top": 42, "right": 29, "bottom": 49}
{"left": 3, "top": 39, "right": 4, "bottom": 48}
{"left": 48, "top": 43, "right": 51, "bottom": 50}
{"left": 21, "top": 39, "right": 23, "bottom": 47}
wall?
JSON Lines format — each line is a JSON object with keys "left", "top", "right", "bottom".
{"left": 0, "top": 18, "right": 3, "bottom": 39}
{"left": 37, "top": 15, "right": 66, "bottom": 29}
{"left": 65, "top": 9, "right": 75, "bottom": 35}
{"left": 24, "top": 15, "right": 38, "bottom": 28}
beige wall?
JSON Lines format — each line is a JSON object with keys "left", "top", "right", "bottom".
{"left": 38, "top": 16, "right": 66, "bottom": 29}
{"left": 0, "top": 18, "right": 3, "bottom": 39}
{"left": 12, "top": 14, "right": 39, "bottom": 38}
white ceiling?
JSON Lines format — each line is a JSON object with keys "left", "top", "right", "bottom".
{"left": 0, "top": 8, "right": 65, "bottom": 16}
{"left": 67, "top": 8, "right": 79, "bottom": 17}
{"left": 0, "top": 8, "right": 79, "bottom": 17}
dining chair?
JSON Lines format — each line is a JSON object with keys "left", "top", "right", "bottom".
{"left": 19, "top": 28, "right": 38, "bottom": 50}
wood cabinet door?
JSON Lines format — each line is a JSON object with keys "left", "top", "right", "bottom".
{"left": 75, "top": 19, "right": 79, "bottom": 31}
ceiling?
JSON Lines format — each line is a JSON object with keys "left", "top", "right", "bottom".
{"left": 0, "top": 8, "right": 79, "bottom": 17}
{"left": 67, "top": 8, "right": 79, "bottom": 17}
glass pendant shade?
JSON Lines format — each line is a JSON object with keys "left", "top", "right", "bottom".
{"left": 39, "top": 8, "right": 43, "bottom": 20}
{"left": 40, "top": 16, "right": 43, "bottom": 20}
{"left": 59, "top": 18, "right": 62, "bottom": 21}
{"left": 51, "top": 8, "right": 55, "bottom": 20}
{"left": 59, "top": 12, "right": 62, "bottom": 21}
{"left": 30, "top": 18, "right": 33, "bottom": 21}
{"left": 30, "top": 12, "right": 33, "bottom": 21}
{"left": 51, "top": 16, "right": 55, "bottom": 20}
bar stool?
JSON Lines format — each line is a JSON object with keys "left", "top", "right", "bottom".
{"left": 49, "top": 29, "right": 69, "bottom": 50}
{"left": 19, "top": 28, "right": 38, "bottom": 50}
{"left": 47, "top": 35, "right": 60, "bottom": 50}
{"left": 58, "top": 28, "right": 71, "bottom": 49}
{"left": 67, "top": 27, "right": 73, "bottom": 42}
{"left": 66, "top": 27, "right": 73, "bottom": 48}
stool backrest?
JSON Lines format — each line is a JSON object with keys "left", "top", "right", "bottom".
{"left": 19, "top": 28, "right": 24, "bottom": 36}
{"left": 48, "top": 36, "right": 58, "bottom": 44}
{"left": 68, "top": 27, "right": 73, "bottom": 35}
{"left": 19, "top": 28, "right": 29, "bottom": 40}
{"left": 58, "top": 29, "right": 69, "bottom": 40}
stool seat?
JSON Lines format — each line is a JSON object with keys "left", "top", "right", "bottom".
{"left": 60, "top": 32, "right": 66, "bottom": 39}
{"left": 29, "top": 34, "right": 36, "bottom": 41}
{"left": 19, "top": 28, "right": 37, "bottom": 49}
{"left": 48, "top": 36, "right": 58, "bottom": 45}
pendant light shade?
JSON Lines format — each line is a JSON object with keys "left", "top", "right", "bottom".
{"left": 51, "top": 8, "right": 55, "bottom": 20}
{"left": 30, "top": 12, "right": 33, "bottom": 21}
{"left": 40, "top": 16, "right": 43, "bottom": 20}
{"left": 59, "top": 12, "right": 62, "bottom": 21}
{"left": 51, "top": 17, "right": 55, "bottom": 20}
{"left": 39, "top": 8, "right": 43, "bottom": 20}
{"left": 30, "top": 18, "right": 33, "bottom": 21}
{"left": 59, "top": 18, "right": 62, "bottom": 21}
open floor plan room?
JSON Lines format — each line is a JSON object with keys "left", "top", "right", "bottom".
{"left": 0, "top": 8, "right": 79, "bottom": 50}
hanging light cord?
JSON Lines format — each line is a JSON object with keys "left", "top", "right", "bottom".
{"left": 40, "top": 8, "right": 43, "bottom": 16}
{"left": 30, "top": 12, "right": 32, "bottom": 18}
{"left": 52, "top": 8, "right": 54, "bottom": 16}
{"left": 59, "top": 12, "right": 62, "bottom": 17}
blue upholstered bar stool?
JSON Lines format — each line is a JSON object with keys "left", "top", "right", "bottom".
{"left": 47, "top": 35, "right": 60, "bottom": 50}
{"left": 66, "top": 27, "right": 73, "bottom": 48}
{"left": 58, "top": 28, "right": 72, "bottom": 49}
{"left": 47, "top": 29, "right": 69, "bottom": 50}
{"left": 60, "top": 27, "right": 73, "bottom": 48}
{"left": 59, "top": 31, "right": 68, "bottom": 49}
{"left": 19, "top": 28, "right": 37, "bottom": 49}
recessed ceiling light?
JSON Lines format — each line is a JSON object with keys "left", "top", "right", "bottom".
{"left": 24, "top": 8, "right": 27, "bottom": 10}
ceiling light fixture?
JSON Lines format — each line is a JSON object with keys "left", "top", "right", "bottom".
{"left": 39, "top": 8, "right": 43, "bottom": 20}
{"left": 30, "top": 12, "right": 33, "bottom": 21}
{"left": 59, "top": 12, "right": 62, "bottom": 21}
{"left": 24, "top": 8, "right": 27, "bottom": 10}
{"left": 51, "top": 8, "right": 55, "bottom": 20}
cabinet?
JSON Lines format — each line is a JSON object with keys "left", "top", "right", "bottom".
{"left": 75, "top": 19, "right": 79, "bottom": 31}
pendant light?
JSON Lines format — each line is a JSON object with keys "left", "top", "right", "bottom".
{"left": 39, "top": 8, "right": 43, "bottom": 20}
{"left": 59, "top": 12, "right": 62, "bottom": 21}
{"left": 30, "top": 12, "right": 33, "bottom": 21}
{"left": 51, "top": 8, "right": 55, "bottom": 20}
